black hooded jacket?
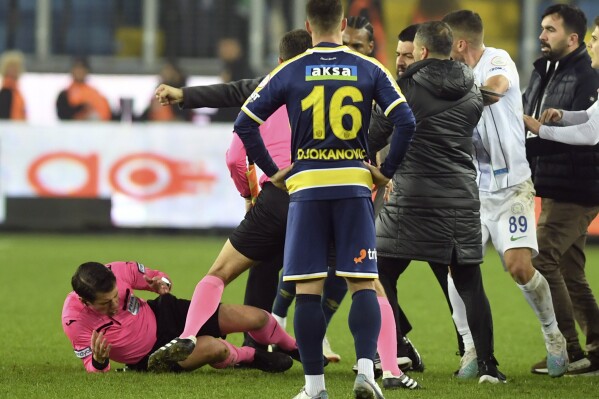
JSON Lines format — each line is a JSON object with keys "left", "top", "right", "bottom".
{"left": 370, "top": 58, "right": 484, "bottom": 264}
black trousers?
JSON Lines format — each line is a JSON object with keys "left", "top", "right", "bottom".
{"left": 378, "top": 256, "right": 477, "bottom": 357}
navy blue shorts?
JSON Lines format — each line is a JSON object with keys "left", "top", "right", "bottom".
{"left": 283, "top": 198, "right": 378, "bottom": 281}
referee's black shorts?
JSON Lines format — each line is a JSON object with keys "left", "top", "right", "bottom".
{"left": 229, "top": 182, "right": 289, "bottom": 261}
{"left": 127, "top": 293, "right": 223, "bottom": 371}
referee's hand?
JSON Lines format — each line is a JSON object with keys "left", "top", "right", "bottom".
{"left": 144, "top": 275, "right": 172, "bottom": 295}
{"left": 91, "top": 330, "right": 112, "bottom": 364}
{"left": 270, "top": 165, "right": 293, "bottom": 192}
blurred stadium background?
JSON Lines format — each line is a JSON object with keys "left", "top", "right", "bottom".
{"left": 1, "top": 2, "right": 599, "bottom": 397}
{"left": 1, "top": 0, "right": 599, "bottom": 232}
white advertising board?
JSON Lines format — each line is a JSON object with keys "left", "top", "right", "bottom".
{"left": 0, "top": 122, "right": 247, "bottom": 228}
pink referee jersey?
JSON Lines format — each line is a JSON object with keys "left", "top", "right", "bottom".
{"left": 226, "top": 105, "right": 291, "bottom": 197}
{"left": 61, "top": 261, "right": 169, "bottom": 372}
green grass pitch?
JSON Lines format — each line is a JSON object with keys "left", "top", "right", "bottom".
{"left": 1, "top": 233, "right": 598, "bottom": 398}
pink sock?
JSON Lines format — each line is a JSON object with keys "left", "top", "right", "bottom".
{"left": 248, "top": 310, "right": 297, "bottom": 351}
{"left": 211, "top": 340, "right": 255, "bottom": 369}
{"left": 180, "top": 275, "right": 225, "bottom": 338}
{"left": 377, "top": 296, "right": 403, "bottom": 376}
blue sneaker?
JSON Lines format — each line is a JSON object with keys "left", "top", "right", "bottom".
{"left": 456, "top": 348, "right": 478, "bottom": 379}
{"left": 545, "top": 331, "right": 569, "bottom": 377}
{"left": 292, "top": 388, "right": 329, "bottom": 399}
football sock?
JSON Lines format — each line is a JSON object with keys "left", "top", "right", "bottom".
{"left": 349, "top": 289, "right": 381, "bottom": 381}
{"left": 295, "top": 294, "right": 327, "bottom": 375}
{"left": 357, "top": 358, "right": 376, "bottom": 382}
{"left": 211, "top": 340, "right": 255, "bottom": 369}
{"left": 180, "top": 275, "right": 224, "bottom": 338}
{"left": 305, "top": 375, "right": 326, "bottom": 397}
{"left": 322, "top": 269, "right": 348, "bottom": 326}
{"left": 448, "top": 273, "right": 474, "bottom": 351}
{"left": 518, "top": 270, "right": 559, "bottom": 335}
{"left": 377, "top": 296, "right": 403, "bottom": 376}
{"left": 272, "top": 276, "right": 295, "bottom": 319}
{"left": 248, "top": 310, "right": 297, "bottom": 351}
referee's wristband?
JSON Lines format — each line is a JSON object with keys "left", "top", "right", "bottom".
{"left": 160, "top": 277, "right": 171, "bottom": 288}
{"left": 92, "top": 356, "right": 109, "bottom": 370}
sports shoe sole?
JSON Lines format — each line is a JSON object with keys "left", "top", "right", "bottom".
{"left": 148, "top": 338, "right": 195, "bottom": 372}
{"left": 353, "top": 374, "right": 384, "bottom": 399}
{"left": 324, "top": 353, "right": 341, "bottom": 363}
{"left": 565, "top": 369, "right": 599, "bottom": 377}
{"left": 479, "top": 375, "right": 507, "bottom": 384}
{"left": 564, "top": 360, "right": 599, "bottom": 377}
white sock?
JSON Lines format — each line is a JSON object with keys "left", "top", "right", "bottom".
{"left": 448, "top": 274, "right": 475, "bottom": 352}
{"left": 357, "top": 358, "right": 375, "bottom": 381}
{"left": 518, "top": 270, "right": 559, "bottom": 335}
{"left": 272, "top": 313, "right": 286, "bottom": 330}
{"left": 305, "top": 374, "right": 325, "bottom": 396}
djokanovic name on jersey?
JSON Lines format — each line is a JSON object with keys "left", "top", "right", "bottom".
{"left": 296, "top": 148, "right": 367, "bottom": 161}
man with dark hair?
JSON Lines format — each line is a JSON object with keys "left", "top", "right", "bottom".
{"left": 343, "top": 16, "right": 375, "bottom": 56}
{"left": 234, "top": 0, "right": 415, "bottom": 397}
{"left": 395, "top": 24, "right": 418, "bottom": 77}
{"left": 442, "top": 8, "right": 568, "bottom": 379}
{"left": 522, "top": 3, "right": 599, "bottom": 376}
{"left": 371, "top": 22, "right": 427, "bottom": 375}
{"left": 279, "top": 29, "right": 314, "bottom": 61}
{"left": 62, "top": 261, "right": 296, "bottom": 373}
{"left": 369, "top": 21, "right": 505, "bottom": 384}
{"left": 305, "top": 0, "right": 344, "bottom": 33}
{"left": 375, "top": 20, "right": 479, "bottom": 375}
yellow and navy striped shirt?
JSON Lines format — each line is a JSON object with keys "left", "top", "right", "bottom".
{"left": 235, "top": 42, "right": 410, "bottom": 201}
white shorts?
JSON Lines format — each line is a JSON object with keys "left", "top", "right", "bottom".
{"left": 479, "top": 178, "right": 538, "bottom": 267}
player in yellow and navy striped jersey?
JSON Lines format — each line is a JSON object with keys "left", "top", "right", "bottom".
{"left": 234, "top": 1, "right": 415, "bottom": 398}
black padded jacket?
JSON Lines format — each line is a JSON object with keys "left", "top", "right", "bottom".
{"left": 369, "top": 59, "right": 484, "bottom": 265}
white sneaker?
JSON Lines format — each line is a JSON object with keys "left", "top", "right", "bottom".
{"left": 353, "top": 373, "right": 385, "bottom": 399}
{"left": 292, "top": 388, "right": 328, "bottom": 399}
{"left": 322, "top": 336, "right": 341, "bottom": 363}
{"left": 545, "top": 331, "right": 569, "bottom": 377}
{"left": 456, "top": 348, "right": 478, "bottom": 379}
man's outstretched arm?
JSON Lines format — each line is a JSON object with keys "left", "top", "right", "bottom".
{"left": 155, "top": 77, "right": 264, "bottom": 109}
